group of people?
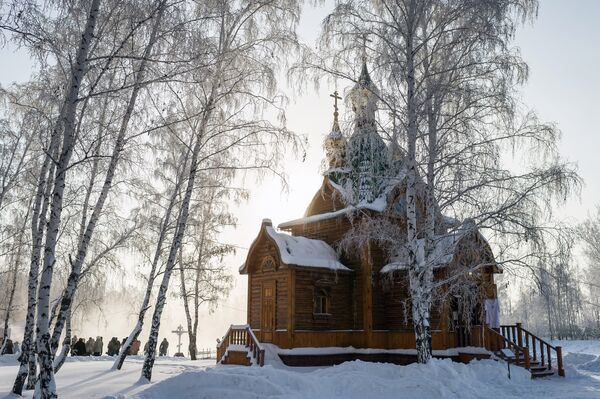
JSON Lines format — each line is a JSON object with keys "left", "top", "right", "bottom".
{"left": 1, "top": 335, "right": 170, "bottom": 357}
{"left": 69, "top": 336, "right": 170, "bottom": 357}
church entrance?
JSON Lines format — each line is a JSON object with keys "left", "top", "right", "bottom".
{"left": 261, "top": 281, "right": 276, "bottom": 343}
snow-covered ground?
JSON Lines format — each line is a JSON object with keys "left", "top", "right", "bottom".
{"left": 1, "top": 340, "right": 599, "bottom": 399}
{"left": 0, "top": 355, "right": 214, "bottom": 399}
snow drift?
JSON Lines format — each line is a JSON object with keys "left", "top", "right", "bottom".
{"left": 131, "top": 358, "right": 531, "bottom": 399}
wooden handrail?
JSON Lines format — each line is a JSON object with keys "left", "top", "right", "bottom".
{"left": 499, "top": 323, "right": 564, "bottom": 377}
{"left": 216, "top": 324, "right": 265, "bottom": 367}
{"left": 484, "top": 326, "right": 530, "bottom": 370}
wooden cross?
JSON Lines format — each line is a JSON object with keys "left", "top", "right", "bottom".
{"left": 171, "top": 324, "right": 187, "bottom": 354}
{"left": 329, "top": 90, "right": 342, "bottom": 117}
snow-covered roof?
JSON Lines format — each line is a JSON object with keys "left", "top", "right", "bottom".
{"left": 265, "top": 226, "right": 350, "bottom": 271}
{"left": 239, "top": 222, "right": 351, "bottom": 273}
{"left": 279, "top": 197, "right": 387, "bottom": 229}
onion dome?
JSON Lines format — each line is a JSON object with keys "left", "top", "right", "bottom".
{"left": 346, "top": 60, "right": 389, "bottom": 204}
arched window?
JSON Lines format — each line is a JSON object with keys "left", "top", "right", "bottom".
{"left": 314, "top": 288, "right": 330, "bottom": 315}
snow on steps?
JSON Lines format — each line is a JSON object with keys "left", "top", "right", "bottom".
{"left": 494, "top": 349, "right": 557, "bottom": 379}
{"left": 217, "top": 325, "right": 265, "bottom": 367}
{"left": 492, "top": 324, "right": 566, "bottom": 379}
{"left": 221, "top": 345, "right": 252, "bottom": 366}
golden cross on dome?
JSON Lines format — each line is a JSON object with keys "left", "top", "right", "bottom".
{"left": 330, "top": 90, "right": 341, "bottom": 117}
{"left": 329, "top": 90, "right": 342, "bottom": 130}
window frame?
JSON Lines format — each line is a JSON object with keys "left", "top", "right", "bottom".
{"left": 313, "top": 288, "right": 331, "bottom": 316}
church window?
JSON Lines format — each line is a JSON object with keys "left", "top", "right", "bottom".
{"left": 314, "top": 288, "right": 330, "bottom": 315}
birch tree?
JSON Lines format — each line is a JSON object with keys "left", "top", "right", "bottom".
{"left": 140, "top": 0, "right": 300, "bottom": 381}
{"left": 113, "top": 133, "right": 190, "bottom": 370}
{"left": 579, "top": 207, "right": 600, "bottom": 336}
{"left": 301, "top": 0, "right": 579, "bottom": 362}
{"left": 177, "top": 170, "right": 234, "bottom": 360}
{"left": 1, "top": 0, "right": 180, "bottom": 396}
{"left": 0, "top": 206, "right": 30, "bottom": 355}
{"left": 47, "top": 0, "right": 169, "bottom": 360}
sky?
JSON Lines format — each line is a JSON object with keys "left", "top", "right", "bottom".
{"left": 1, "top": 1, "right": 599, "bottom": 351}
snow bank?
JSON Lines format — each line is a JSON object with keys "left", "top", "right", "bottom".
{"left": 131, "top": 358, "right": 531, "bottom": 399}
{"left": 577, "top": 356, "right": 600, "bottom": 373}
{"left": 4, "top": 342, "right": 600, "bottom": 399}
{"left": 550, "top": 339, "right": 600, "bottom": 356}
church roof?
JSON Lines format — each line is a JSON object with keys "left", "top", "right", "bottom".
{"left": 240, "top": 220, "right": 350, "bottom": 273}
{"left": 264, "top": 226, "right": 350, "bottom": 271}
{"left": 278, "top": 195, "right": 387, "bottom": 229}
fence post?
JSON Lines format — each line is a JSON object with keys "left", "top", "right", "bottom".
{"left": 516, "top": 323, "right": 523, "bottom": 348}
{"left": 556, "top": 346, "right": 565, "bottom": 377}
{"left": 524, "top": 347, "right": 531, "bottom": 370}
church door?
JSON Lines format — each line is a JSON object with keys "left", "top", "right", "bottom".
{"left": 261, "top": 281, "right": 276, "bottom": 343}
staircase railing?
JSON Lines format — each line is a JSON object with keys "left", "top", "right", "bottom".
{"left": 216, "top": 324, "right": 265, "bottom": 366}
{"left": 484, "top": 325, "right": 530, "bottom": 370}
{"left": 500, "top": 323, "right": 564, "bottom": 377}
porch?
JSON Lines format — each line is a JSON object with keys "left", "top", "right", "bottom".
{"left": 216, "top": 323, "right": 565, "bottom": 378}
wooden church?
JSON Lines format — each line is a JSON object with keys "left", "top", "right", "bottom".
{"left": 217, "top": 61, "right": 564, "bottom": 377}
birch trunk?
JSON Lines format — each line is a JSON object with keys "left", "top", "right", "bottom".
{"left": 419, "top": 86, "right": 437, "bottom": 363}
{"left": 190, "top": 248, "right": 202, "bottom": 361}
{"left": 404, "top": 0, "right": 432, "bottom": 364}
{"left": 12, "top": 121, "right": 61, "bottom": 395}
{"left": 113, "top": 171, "right": 183, "bottom": 370}
{"left": 0, "top": 203, "right": 29, "bottom": 356}
{"left": 52, "top": 311, "right": 70, "bottom": 373}
{"left": 178, "top": 244, "right": 195, "bottom": 359}
{"left": 141, "top": 135, "right": 203, "bottom": 381}
{"left": 49, "top": 0, "right": 167, "bottom": 357}
{"left": 141, "top": 93, "right": 217, "bottom": 381}
{"left": 1, "top": 250, "right": 18, "bottom": 354}
{"left": 34, "top": 1, "right": 101, "bottom": 397}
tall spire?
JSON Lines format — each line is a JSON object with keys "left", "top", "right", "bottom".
{"left": 349, "top": 36, "right": 379, "bottom": 128}
{"left": 346, "top": 54, "right": 388, "bottom": 204}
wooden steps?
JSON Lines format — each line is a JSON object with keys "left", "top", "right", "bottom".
{"left": 488, "top": 324, "right": 565, "bottom": 379}
{"left": 216, "top": 325, "right": 265, "bottom": 367}
{"left": 221, "top": 348, "right": 252, "bottom": 366}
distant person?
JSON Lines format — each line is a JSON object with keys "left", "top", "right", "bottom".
{"left": 93, "top": 336, "right": 103, "bottom": 356}
{"left": 85, "top": 337, "right": 94, "bottom": 356}
{"left": 13, "top": 341, "right": 20, "bottom": 356}
{"left": 73, "top": 338, "right": 86, "bottom": 356}
{"left": 107, "top": 337, "right": 119, "bottom": 356}
{"left": 159, "top": 338, "right": 169, "bottom": 356}
{"left": 71, "top": 335, "right": 78, "bottom": 355}
{"left": 130, "top": 339, "right": 141, "bottom": 355}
